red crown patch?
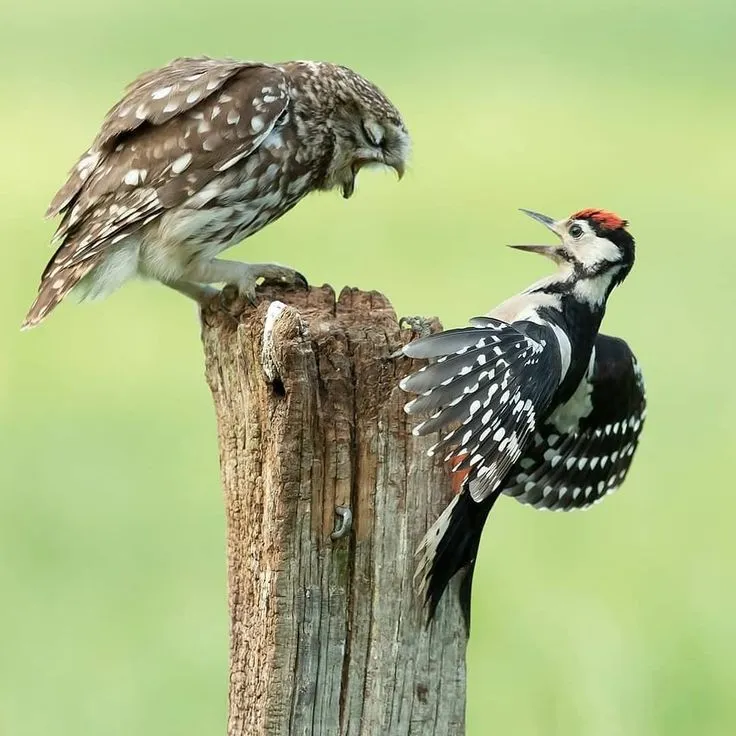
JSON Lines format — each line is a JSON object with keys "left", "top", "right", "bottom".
{"left": 571, "top": 208, "right": 628, "bottom": 231}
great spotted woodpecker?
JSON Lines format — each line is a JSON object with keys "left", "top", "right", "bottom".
{"left": 399, "top": 208, "right": 646, "bottom": 628}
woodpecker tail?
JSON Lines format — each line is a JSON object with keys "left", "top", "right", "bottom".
{"left": 415, "top": 487, "right": 498, "bottom": 631}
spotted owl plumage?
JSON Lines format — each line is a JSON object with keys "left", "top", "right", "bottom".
{"left": 23, "top": 57, "right": 410, "bottom": 328}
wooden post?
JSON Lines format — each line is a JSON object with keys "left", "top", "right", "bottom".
{"left": 201, "top": 284, "right": 467, "bottom": 736}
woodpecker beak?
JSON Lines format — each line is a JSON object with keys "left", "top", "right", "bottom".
{"left": 519, "top": 208, "right": 559, "bottom": 232}
{"left": 509, "top": 209, "right": 565, "bottom": 260}
{"left": 508, "top": 244, "right": 559, "bottom": 257}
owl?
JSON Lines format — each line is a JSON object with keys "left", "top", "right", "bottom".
{"left": 23, "top": 57, "right": 410, "bottom": 328}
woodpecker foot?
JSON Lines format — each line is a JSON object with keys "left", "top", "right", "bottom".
{"left": 391, "top": 315, "right": 435, "bottom": 358}
{"left": 399, "top": 315, "right": 434, "bottom": 339}
{"left": 330, "top": 506, "right": 352, "bottom": 540}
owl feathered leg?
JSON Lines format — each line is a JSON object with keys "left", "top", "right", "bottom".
{"left": 176, "top": 258, "right": 307, "bottom": 304}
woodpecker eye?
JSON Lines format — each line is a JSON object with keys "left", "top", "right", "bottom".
{"left": 569, "top": 224, "right": 584, "bottom": 239}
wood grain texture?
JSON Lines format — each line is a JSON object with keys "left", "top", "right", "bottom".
{"left": 201, "top": 284, "right": 467, "bottom": 736}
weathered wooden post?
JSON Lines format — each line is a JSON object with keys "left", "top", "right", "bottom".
{"left": 201, "top": 284, "right": 467, "bottom": 735}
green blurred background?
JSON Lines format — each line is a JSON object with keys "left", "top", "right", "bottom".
{"left": 2, "top": 0, "right": 735, "bottom": 733}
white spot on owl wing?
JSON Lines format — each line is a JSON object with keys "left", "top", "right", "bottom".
{"left": 202, "top": 137, "right": 219, "bottom": 152}
{"left": 163, "top": 100, "right": 179, "bottom": 114}
{"left": 171, "top": 153, "right": 193, "bottom": 174}
{"left": 135, "top": 104, "right": 149, "bottom": 120}
{"left": 123, "top": 169, "right": 143, "bottom": 186}
{"left": 250, "top": 115, "right": 265, "bottom": 132}
{"left": 151, "top": 86, "right": 172, "bottom": 99}
{"left": 227, "top": 110, "right": 240, "bottom": 125}
{"left": 214, "top": 150, "right": 252, "bottom": 172}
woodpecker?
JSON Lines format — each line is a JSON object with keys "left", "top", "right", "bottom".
{"left": 399, "top": 208, "right": 646, "bottom": 628}
{"left": 22, "top": 57, "right": 409, "bottom": 329}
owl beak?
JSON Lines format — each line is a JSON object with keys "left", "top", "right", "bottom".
{"left": 342, "top": 177, "right": 356, "bottom": 199}
{"left": 391, "top": 159, "right": 405, "bottom": 180}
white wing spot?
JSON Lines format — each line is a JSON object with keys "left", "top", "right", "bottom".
{"left": 251, "top": 115, "right": 265, "bottom": 132}
{"left": 227, "top": 110, "right": 240, "bottom": 125}
{"left": 171, "top": 153, "right": 193, "bottom": 174}
{"left": 151, "top": 86, "right": 172, "bottom": 99}
{"left": 123, "top": 169, "right": 141, "bottom": 186}
{"left": 186, "top": 90, "right": 202, "bottom": 104}
{"left": 135, "top": 104, "right": 149, "bottom": 120}
{"left": 163, "top": 100, "right": 179, "bottom": 114}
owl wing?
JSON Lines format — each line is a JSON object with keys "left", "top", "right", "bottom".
{"left": 24, "top": 59, "right": 290, "bottom": 328}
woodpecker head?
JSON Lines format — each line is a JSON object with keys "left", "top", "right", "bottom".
{"left": 511, "top": 208, "right": 635, "bottom": 304}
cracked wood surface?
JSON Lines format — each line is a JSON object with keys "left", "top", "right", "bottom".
{"left": 201, "top": 284, "right": 467, "bottom": 736}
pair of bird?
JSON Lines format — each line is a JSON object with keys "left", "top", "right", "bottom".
{"left": 23, "top": 56, "right": 646, "bottom": 628}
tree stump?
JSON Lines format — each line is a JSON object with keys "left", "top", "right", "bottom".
{"left": 201, "top": 284, "right": 467, "bottom": 736}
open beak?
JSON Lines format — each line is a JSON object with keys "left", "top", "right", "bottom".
{"left": 508, "top": 209, "right": 563, "bottom": 260}
{"left": 518, "top": 208, "right": 558, "bottom": 232}
{"left": 342, "top": 178, "right": 355, "bottom": 199}
{"left": 391, "top": 159, "right": 405, "bottom": 181}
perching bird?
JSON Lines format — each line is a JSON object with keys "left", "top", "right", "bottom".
{"left": 23, "top": 57, "right": 410, "bottom": 329}
{"left": 399, "top": 208, "right": 646, "bottom": 628}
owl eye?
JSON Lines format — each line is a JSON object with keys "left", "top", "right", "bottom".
{"left": 569, "top": 223, "right": 584, "bottom": 239}
{"left": 362, "top": 120, "right": 384, "bottom": 148}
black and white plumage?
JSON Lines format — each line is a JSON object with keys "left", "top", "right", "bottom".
{"left": 399, "top": 208, "right": 646, "bottom": 628}
{"left": 23, "top": 57, "right": 409, "bottom": 328}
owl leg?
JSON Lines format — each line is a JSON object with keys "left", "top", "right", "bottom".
{"left": 178, "top": 259, "right": 308, "bottom": 304}
{"left": 165, "top": 280, "right": 220, "bottom": 303}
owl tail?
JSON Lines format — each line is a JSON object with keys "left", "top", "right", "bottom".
{"left": 21, "top": 261, "right": 94, "bottom": 330}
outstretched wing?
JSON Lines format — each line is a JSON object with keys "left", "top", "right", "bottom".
{"left": 401, "top": 316, "right": 562, "bottom": 501}
{"left": 502, "top": 334, "right": 646, "bottom": 510}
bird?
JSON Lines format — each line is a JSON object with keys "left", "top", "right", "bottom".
{"left": 398, "top": 207, "right": 646, "bottom": 629}
{"left": 22, "top": 56, "right": 410, "bottom": 329}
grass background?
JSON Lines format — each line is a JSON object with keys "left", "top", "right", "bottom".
{"left": 2, "top": 0, "right": 735, "bottom": 733}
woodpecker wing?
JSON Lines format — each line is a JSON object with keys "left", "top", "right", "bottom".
{"left": 401, "top": 317, "right": 562, "bottom": 502}
{"left": 502, "top": 334, "right": 646, "bottom": 510}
